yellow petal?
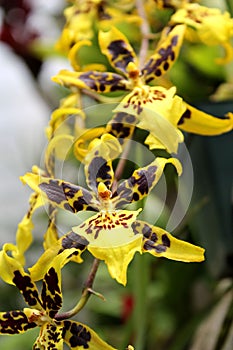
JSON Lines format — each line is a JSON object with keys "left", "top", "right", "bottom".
{"left": 89, "top": 236, "right": 142, "bottom": 286}
{"left": 67, "top": 40, "right": 92, "bottom": 70}
{"left": 33, "top": 323, "right": 64, "bottom": 350}
{"left": 144, "top": 133, "right": 166, "bottom": 150}
{"left": 99, "top": 26, "right": 138, "bottom": 75}
{"left": 0, "top": 309, "right": 36, "bottom": 334}
{"left": 13, "top": 214, "right": 34, "bottom": 265}
{"left": 3, "top": 193, "right": 43, "bottom": 267}
{"left": 52, "top": 69, "right": 130, "bottom": 94}
{"left": 106, "top": 112, "right": 136, "bottom": 145}
{"left": 178, "top": 104, "right": 233, "bottom": 135}
{"left": 47, "top": 106, "right": 85, "bottom": 140}
{"left": 45, "top": 134, "right": 74, "bottom": 176}
{"left": 138, "top": 221, "right": 205, "bottom": 262}
{"left": 74, "top": 127, "right": 106, "bottom": 162}
{"left": 43, "top": 212, "right": 59, "bottom": 251}
{"left": 84, "top": 133, "right": 122, "bottom": 192}
{"left": 142, "top": 24, "right": 186, "bottom": 82}
{"left": 29, "top": 233, "right": 85, "bottom": 281}
{"left": 113, "top": 156, "right": 182, "bottom": 207}
{"left": 62, "top": 320, "right": 117, "bottom": 350}
{"left": 171, "top": 5, "right": 233, "bottom": 45}
{"left": 0, "top": 245, "right": 24, "bottom": 285}
{"left": 73, "top": 209, "right": 142, "bottom": 285}
{"left": 21, "top": 173, "right": 98, "bottom": 213}
{"left": 114, "top": 86, "right": 186, "bottom": 153}
{"left": 170, "top": 4, "right": 233, "bottom": 62}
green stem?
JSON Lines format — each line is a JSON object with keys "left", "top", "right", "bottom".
{"left": 55, "top": 258, "right": 101, "bottom": 320}
{"left": 131, "top": 141, "right": 150, "bottom": 349}
{"left": 132, "top": 254, "right": 150, "bottom": 350}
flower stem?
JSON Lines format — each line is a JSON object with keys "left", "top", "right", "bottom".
{"left": 55, "top": 258, "right": 101, "bottom": 320}
{"left": 132, "top": 254, "right": 150, "bottom": 350}
{"left": 114, "top": 140, "right": 132, "bottom": 182}
{"left": 136, "top": 0, "right": 150, "bottom": 69}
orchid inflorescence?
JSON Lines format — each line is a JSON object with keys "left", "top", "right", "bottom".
{"left": 1, "top": 0, "right": 232, "bottom": 349}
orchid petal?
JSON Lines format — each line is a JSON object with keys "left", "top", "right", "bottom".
{"left": 114, "top": 86, "right": 186, "bottom": 153}
{"left": 0, "top": 248, "right": 42, "bottom": 309}
{"left": 134, "top": 220, "right": 205, "bottom": 262}
{"left": 84, "top": 134, "right": 122, "bottom": 192}
{"left": 142, "top": 24, "right": 186, "bottom": 82}
{"left": 99, "top": 26, "right": 138, "bottom": 76}
{"left": 113, "top": 157, "right": 182, "bottom": 207}
{"left": 45, "top": 134, "right": 74, "bottom": 176}
{"left": 73, "top": 209, "right": 142, "bottom": 285}
{"left": 29, "top": 232, "right": 86, "bottom": 281}
{"left": 178, "top": 105, "right": 233, "bottom": 135}
{"left": 0, "top": 310, "right": 36, "bottom": 335}
{"left": 74, "top": 127, "right": 105, "bottom": 162}
{"left": 62, "top": 320, "right": 117, "bottom": 349}
{"left": 33, "top": 322, "right": 64, "bottom": 350}
{"left": 106, "top": 112, "right": 137, "bottom": 145}
{"left": 52, "top": 69, "right": 130, "bottom": 94}
{"left": 170, "top": 4, "right": 233, "bottom": 63}
{"left": 21, "top": 173, "right": 99, "bottom": 213}
{"left": 12, "top": 192, "right": 43, "bottom": 266}
{"left": 41, "top": 266, "right": 62, "bottom": 318}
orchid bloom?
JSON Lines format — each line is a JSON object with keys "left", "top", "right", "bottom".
{"left": 21, "top": 135, "right": 204, "bottom": 285}
{"left": 170, "top": 3, "right": 233, "bottom": 63}
{"left": 0, "top": 250, "right": 116, "bottom": 350}
{"left": 56, "top": 0, "right": 140, "bottom": 54}
{"left": 53, "top": 26, "right": 233, "bottom": 154}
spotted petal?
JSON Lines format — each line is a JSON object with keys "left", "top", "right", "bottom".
{"left": 73, "top": 209, "right": 142, "bottom": 285}
{"left": 178, "top": 105, "right": 233, "bottom": 135}
{"left": 62, "top": 320, "right": 117, "bottom": 349}
{"left": 0, "top": 248, "right": 43, "bottom": 309}
{"left": 142, "top": 24, "right": 186, "bottom": 83}
{"left": 0, "top": 310, "right": 36, "bottom": 335}
{"left": 21, "top": 173, "right": 99, "bottom": 213}
{"left": 113, "top": 157, "right": 182, "bottom": 208}
{"left": 114, "top": 86, "right": 186, "bottom": 153}
{"left": 29, "top": 232, "right": 87, "bottom": 281}
{"left": 133, "top": 220, "right": 205, "bottom": 262}
{"left": 11, "top": 192, "right": 43, "bottom": 266}
{"left": 84, "top": 134, "right": 122, "bottom": 192}
{"left": 33, "top": 322, "right": 64, "bottom": 350}
{"left": 52, "top": 69, "right": 130, "bottom": 94}
{"left": 106, "top": 112, "right": 137, "bottom": 145}
{"left": 41, "top": 267, "right": 62, "bottom": 318}
{"left": 99, "top": 26, "right": 138, "bottom": 76}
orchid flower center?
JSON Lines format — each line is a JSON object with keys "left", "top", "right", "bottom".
{"left": 97, "top": 182, "right": 114, "bottom": 212}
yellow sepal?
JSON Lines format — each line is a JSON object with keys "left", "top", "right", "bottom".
{"left": 89, "top": 235, "right": 142, "bottom": 286}
{"left": 179, "top": 104, "right": 233, "bottom": 135}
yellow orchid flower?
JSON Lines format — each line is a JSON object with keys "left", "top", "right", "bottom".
{"left": 56, "top": 0, "right": 140, "bottom": 55}
{"left": 170, "top": 3, "right": 233, "bottom": 63}
{"left": 22, "top": 135, "right": 204, "bottom": 285}
{"left": 0, "top": 250, "right": 117, "bottom": 350}
{"left": 53, "top": 26, "right": 233, "bottom": 154}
